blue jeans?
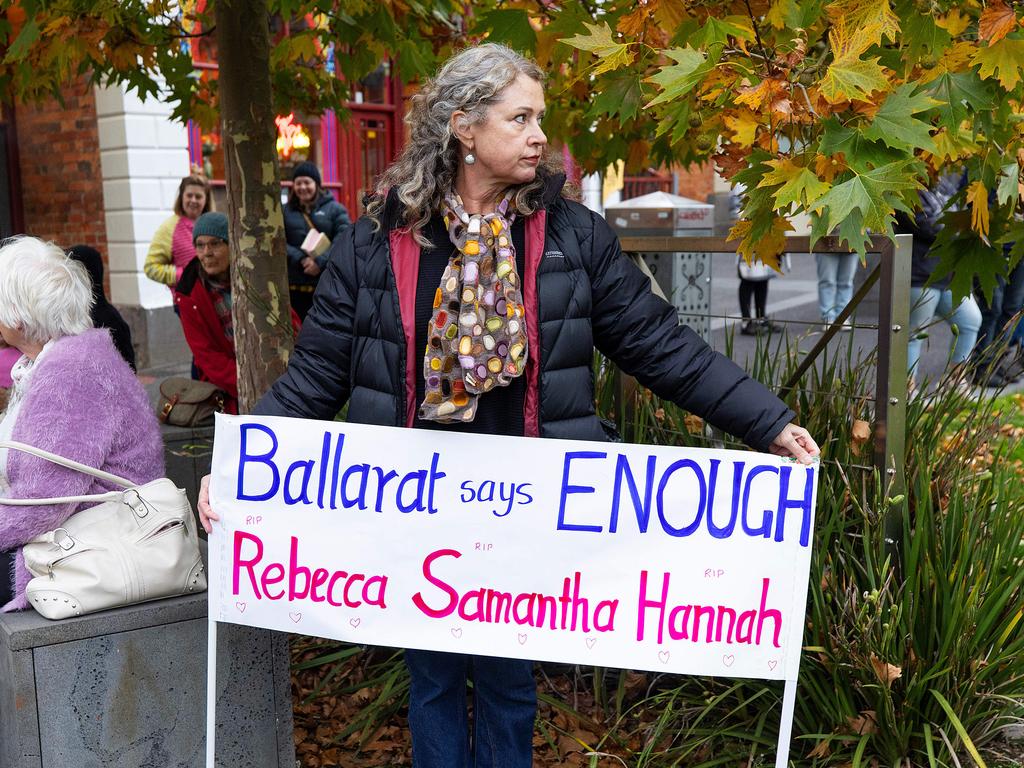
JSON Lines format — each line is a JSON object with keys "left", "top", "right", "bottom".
{"left": 404, "top": 649, "right": 536, "bottom": 768}
{"left": 908, "top": 287, "right": 982, "bottom": 376}
{"left": 816, "top": 252, "right": 859, "bottom": 322}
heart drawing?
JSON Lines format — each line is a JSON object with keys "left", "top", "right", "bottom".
{"left": 722, "top": 654, "right": 735, "bottom": 667}
{"left": 349, "top": 618, "right": 361, "bottom": 628}
{"left": 585, "top": 637, "right": 597, "bottom": 650}
{"left": 289, "top": 612, "right": 302, "bottom": 623}
{"left": 451, "top": 628, "right": 463, "bottom": 639}
{"left": 235, "top": 602, "right": 246, "bottom": 614}
{"left": 658, "top": 650, "right": 670, "bottom": 664}
{"left": 768, "top": 660, "right": 778, "bottom": 671}
{"left": 517, "top": 633, "right": 528, "bottom": 645}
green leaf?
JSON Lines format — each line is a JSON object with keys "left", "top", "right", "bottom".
{"left": 644, "top": 47, "right": 709, "bottom": 107}
{"left": 931, "top": 210, "right": 1005, "bottom": 301}
{"left": 692, "top": 17, "right": 753, "bottom": 50}
{"left": 590, "top": 74, "right": 644, "bottom": 126}
{"left": 819, "top": 117, "right": 904, "bottom": 171}
{"left": 3, "top": 18, "right": 39, "bottom": 62}
{"left": 997, "top": 162, "right": 1020, "bottom": 207}
{"left": 862, "top": 83, "right": 938, "bottom": 151}
{"left": 928, "top": 71, "right": 995, "bottom": 130}
{"left": 477, "top": 9, "right": 537, "bottom": 54}
{"left": 812, "top": 161, "right": 922, "bottom": 254}
{"left": 894, "top": 0, "right": 950, "bottom": 63}
{"left": 561, "top": 22, "right": 632, "bottom": 76}
{"left": 758, "top": 158, "right": 831, "bottom": 208}
{"left": 818, "top": 55, "right": 889, "bottom": 104}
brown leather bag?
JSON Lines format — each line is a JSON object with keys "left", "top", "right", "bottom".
{"left": 157, "top": 377, "right": 226, "bottom": 427}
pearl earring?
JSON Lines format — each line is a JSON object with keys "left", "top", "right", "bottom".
{"left": 464, "top": 152, "right": 476, "bottom": 165}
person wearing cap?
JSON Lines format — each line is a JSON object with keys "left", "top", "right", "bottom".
{"left": 283, "top": 161, "right": 351, "bottom": 319}
{"left": 174, "top": 212, "right": 301, "bottom": 413}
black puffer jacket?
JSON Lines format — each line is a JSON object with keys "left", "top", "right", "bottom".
{"left": 283, "top": 192, "right": 352, "bottom": 286}
{"left": 257, "top": 175, "right": 794, "bottom": 451}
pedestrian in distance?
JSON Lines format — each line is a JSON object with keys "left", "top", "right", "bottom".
{"left": 67, "top": 244, "right": 137, "bottom": 371}
{"left": 144, "top": 173, "right": 213, "bottom": 291}
{"left": 173, "top": 212, "right": 301, "bottom": 414}
{"left": 894, "top": 174, "right": 982, "bottom": 385}
{"left": 814, "top": 250, "right": 859, "bottom": 331}
{"left": 736, "top": 254, "right": 784, "bottom": 336}
{"left": 198, "top": 43, "right": 818, "bottom": 768}
{"left": 0, "top": 237, "right": 164, "bottom": 611}
{"left": 283, "top": 161, "right": 352, "bottom": 320}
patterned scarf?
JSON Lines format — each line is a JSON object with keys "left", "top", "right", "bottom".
{"left": 418, "top": 191, "right": 528, "bottom": 423}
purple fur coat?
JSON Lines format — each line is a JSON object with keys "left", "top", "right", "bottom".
{"left": 0, "top": 329, "right": 164, "bottom": 611}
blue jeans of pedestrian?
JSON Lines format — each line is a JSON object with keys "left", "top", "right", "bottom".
{"left": 908, "top": 287, "right": 982, "bottom": 376}
{"left": 816, "top": 252, "right": 859, "bottom": 322}
{"left": 404, "top": 649, "right": 536, "bottom": 768}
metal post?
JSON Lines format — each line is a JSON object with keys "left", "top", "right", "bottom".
{"left": 875, "top": 235, "right": 911, "bottom": 558}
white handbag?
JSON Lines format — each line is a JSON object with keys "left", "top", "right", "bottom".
{"left": 0, "top": 441, "right": 207, "bottom": 620}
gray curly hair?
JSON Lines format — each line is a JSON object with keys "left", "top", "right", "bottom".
{"left": 366, "top": 43, "right": 562, "bottom": 245}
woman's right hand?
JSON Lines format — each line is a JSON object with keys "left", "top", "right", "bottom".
{"left": 198, "top": 474, "right": 219, "bottom": 534}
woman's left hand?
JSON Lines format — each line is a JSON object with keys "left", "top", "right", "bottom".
{"left": 768, "top": 423, "right": 820, "bottom": 464}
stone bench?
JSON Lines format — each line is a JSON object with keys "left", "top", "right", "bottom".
{"left": 0, "top": 568, "right": 295, "bottom": 767}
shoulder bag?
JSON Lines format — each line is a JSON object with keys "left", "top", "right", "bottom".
{"left": 0, "top": 441, "right": 206, "bottom": 619}
{"left": 158, "top": 377, "right": 226, "bottom": 427}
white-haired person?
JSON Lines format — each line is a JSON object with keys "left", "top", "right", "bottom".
{"left": 199, "top": 44, "right": 818, "bottom": 767}
{"left": 0, "top": 236, "right": 164, "bottom": 612}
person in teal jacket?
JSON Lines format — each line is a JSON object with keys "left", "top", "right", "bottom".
{"left": 283, "top": 162, "right": 351, "bottom": 320}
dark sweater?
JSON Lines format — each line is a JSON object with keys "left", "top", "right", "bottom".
{"left": 413, "top": 214, "right": 526, "bottom": 437}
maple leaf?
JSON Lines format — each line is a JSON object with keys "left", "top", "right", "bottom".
{"left": 925, "top": 127, "right": 981, "bottom": 168}
{"left": 927, "top": 70, "right": 994, "bottom": 129}
{"left": 729, "top": 216, "right": 793, "bottom": 267}
{"left": 735, "top": 77, "right": 793, "bottom": 116}
{"left": 997, "top": 161, "right": 1020, "bottom": 206}
{"left": 812, "top": 161, "right": 922, "bottom": 254}
{"left": 590, "top": 74, "right": 644, "bottom": 126}
{"left": 979, "top": 0, "right": 1019, "bottom": 46}
{"left": 826, "top": 0, "right": 900, "bottom": 56}
{"left": 693, "top": 16, "right": 753, "bottom": 50}
{"left": 645, "top": 47, "right": 710, "bottom": 107}
{"left": 561, "top": 22, "right": 632, "bottom": 76}
{"left": 973, "top": 36, "right": 1024, "bottom": 90}
{"left": 931, "top": 210, "right": 1005, "bottom": 300}
{"left": 815, "top": 152, "right": 848, "bottom": 182}
{"left": 967, "top": 180, "right": 990, "bottom": 242}
{"left": 617, "top": 4, "right": 653, "bottom": 38}
{"left": 861, "top": 83, "right": 938, "bottom": 151}
{"left": 819, "top": 55, "right": 890, "bottom": 104}
{"left": 758, "top": 157, "right": 832, "bottom": 208}
{"left": 723, "top": 109, "right": 759, "bottom": 147}
{"left": 936, "top": 8, "right": 970, "bottom": 37}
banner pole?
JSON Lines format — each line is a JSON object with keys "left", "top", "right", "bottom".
{"left": 206, "top": 616, "right": 217, "bottom": 768}
{"left": 774, "top": 678, "right": 797, "bottom": 768}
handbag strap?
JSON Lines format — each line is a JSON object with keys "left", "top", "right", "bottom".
{"left": 0, "top": 441, "right": 135, "bottom": 489}
{"left": 0, "top": 490, "right": 126, "bottom": 506}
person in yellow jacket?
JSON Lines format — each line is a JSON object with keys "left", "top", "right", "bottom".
{"left": 144, "top": 174, "right": 213, "bottom": 290}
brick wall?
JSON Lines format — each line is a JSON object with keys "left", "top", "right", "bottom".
{"left": 675, "top": 162, "right": 714, "bottom": 202}
{"left": 15, "top": 78, "right": 107, "bottom": 255}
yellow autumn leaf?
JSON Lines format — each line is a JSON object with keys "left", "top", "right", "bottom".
{"left": 925, "top": 127, "right": 981, "bottom": 168}
{"left": 936, "top": 7, "right": 970, "bottom": 37}
{"left": 729, "top": 217, "right": 793, "bottom": 267}
{"left": 973, "top": 37, "right": 1024, "bottom": 90}
{"left": 758, "top": 157, "right": 832, "bottom": 208}
{"left": 826, "top": 0, "right": 900, "bottom": 57}
{"left": 967, "top": 180, "right": 990, "bottom": 241}
{"left": 818, "top": 54, "right": 890, "bottom": 104}
{"left": 723, "top": 109, "right": 759, "bottom": 147}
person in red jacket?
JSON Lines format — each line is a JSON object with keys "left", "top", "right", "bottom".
{"left": 174, "top": 212, "right": 300, "bottom": 413}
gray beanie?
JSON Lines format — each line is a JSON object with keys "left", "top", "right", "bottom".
{"left": 192, "top": 212, "right": 229, "bottom": 244}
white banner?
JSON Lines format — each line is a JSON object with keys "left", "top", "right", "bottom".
{"left": 207, "top": 414, "right": 818, "bottom": 683}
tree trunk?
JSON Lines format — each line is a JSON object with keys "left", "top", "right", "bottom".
{"left": 214, "top": 0, "right": 293, "bottom": 414}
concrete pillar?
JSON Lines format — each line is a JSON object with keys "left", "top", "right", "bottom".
{"left": 94, "top": 83, "right": 192, "bottom": 370}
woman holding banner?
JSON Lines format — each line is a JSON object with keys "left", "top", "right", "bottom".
{"left": 200, "top": 44, "right": 818, "bottom": 768}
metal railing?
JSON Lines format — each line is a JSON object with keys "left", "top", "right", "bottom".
{"left": 615, "top": 234, "right": 912, "bottom": 516}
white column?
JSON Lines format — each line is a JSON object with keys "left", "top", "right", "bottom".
{"left": 94, "top": 82, "right": 191, "bottom": 309}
